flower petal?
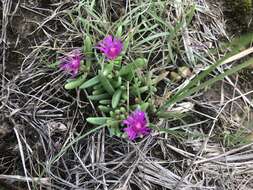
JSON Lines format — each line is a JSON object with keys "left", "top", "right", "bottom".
{"left": 122, "top": 109, "right": 151, "bottom": 140}
{"left": 59, "top": 49, "right": 82, "bottom": 77}
{"left": 97, "top": 35, "right": 123, "bottom": 60}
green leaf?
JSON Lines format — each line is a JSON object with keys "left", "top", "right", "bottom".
{"left": 107, "top": 119, "right": 120, "bottom": 128}
{"left": 84, "top": 36, "right": 92, "bottom": 55}
{"left": 99, "top": 99, "right": 111, "bottom": 105}
{"left": 130, "top": 86, "right": 149, "bottom": 96}
{"left": 185, "top": 5, "right": 196, "bottom": 26}
{"left": 112, "top": 56, "right": 122, "bottom": 66}
{"left": 124, "top": 72, "right": 134, "bottom": 81}
{"left": 119, "top": 58, "right": 147, "bottom": 76}
{"left": 98, "top": 105, "right": 112, "bottom": 113}
{"left": 83, "top": 35, "right": 93, "bottom": 69}
{"left": 122, "top": 35, "right": 130, "bottom": 55}
{"left": 79, "top": 76, "right": 99, "bottom": 89}
{"left": 93, "top": 84, "right": 103, "bottom": 90}
{"left": 64, "top": 75, "right": 87, "bottom": 90}
{"left": 112, "top": 89, "right": 122, "bottom": 109}
{"left": 108, "top": 125, "right": 122, "bottom": 137}
{"left": 87, "top": 117, "right": 109, "bottom": 125}
{"left": 140, "top": 102, "right": 149, "bottom": 111}
{"left": 116, "top": 25, "right": 123, "bottom": 38}
{"left": 92, "top": 88, "right": 105, "bottom": 95}
{"left": 110, "top": 76, "right": 122, "bottom": 88}
{"left": 98, "top": 74, "right": 115, "bottom": 95}
{"left": 102, "top": 62, "right": 114, "bottom": 76}
{"left": 134, "top": 32, "right": 170, "bottom": 48}
{"left": 88, "top": 93, "right": 110, "bottom": 101}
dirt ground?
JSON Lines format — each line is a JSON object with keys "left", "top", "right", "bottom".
{"left": 1, "top": 0, "right": 253, "bottom": 189}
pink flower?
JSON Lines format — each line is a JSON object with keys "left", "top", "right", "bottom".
{"left": 60, "top": 49, "right": 82, "bottom": 77}
{"left": 122, "top": 109, "right": 151, "bottom": 140}
{"left": 97, "top": 35, "right": 123, "bottom": 60}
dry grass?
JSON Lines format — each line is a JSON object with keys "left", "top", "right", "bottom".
{"left": 1, "top": 0, "right": 253, "bottom": 189}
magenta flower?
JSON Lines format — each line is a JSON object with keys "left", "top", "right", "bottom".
{"left": 122, "top": 109, "right": 151, "bottom": 140}
{"left": 60, "top": 49, "right": 82, "bottom": 77}
{"left": 97, "top": 35, "right": 123, "bottom": 60}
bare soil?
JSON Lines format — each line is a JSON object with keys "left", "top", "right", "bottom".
{"left": 1, "top": 0, "right": 253, "bottom": 189}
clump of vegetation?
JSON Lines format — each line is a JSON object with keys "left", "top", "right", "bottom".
{"left": 52, "top": 30, "right": 163, "bottom": 140}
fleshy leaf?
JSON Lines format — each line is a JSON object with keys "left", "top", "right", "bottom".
{"left": 79, "top": 76, "right": 99, "bottom": 89}
{"left": 98, "top": 74, "right": 115, "bottom": 95}
{"left": 119, "top": 58, "right": 147, "bottom": 76}
{"left": 87, "top": 117, "right": 108, "bottom": 125}
{"left": 64, "top": 75, "right": 87, "bottom": 90}
{"left": 112, "top": 89, "right": 122, "bottom": 109}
